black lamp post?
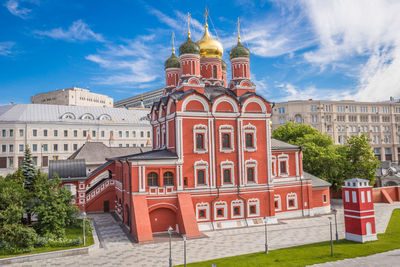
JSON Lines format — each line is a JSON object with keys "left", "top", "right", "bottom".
{"left": 332, "top": 208, "right": 338, "bottom": 241}
{"left": 329, "top": 217, "right": 333, "bottom": 257}
{"left": 168, "top": 226, "right": 173, "bottom": 267}
{"left": 264, "top": 216, "right": 268, "bottom": 254}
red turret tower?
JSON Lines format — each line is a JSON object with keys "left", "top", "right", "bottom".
{"left": 164, "top": 34, "right": 180, "bottom": 94}
{"left": 342, "top": 178, "right": 377, "bottom": 243}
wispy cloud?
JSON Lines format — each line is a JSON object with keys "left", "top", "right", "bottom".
{"left": 4, "top": 0, "right": 34, "bottom": 19}
{"left": 0, "top": 42, "right": 15, "bottom": 56}
{"left": 34, "top": 20, "right": 104, "bottom": 42}
{"left": 85, "top": 34, "right": 167, "bottom": 87}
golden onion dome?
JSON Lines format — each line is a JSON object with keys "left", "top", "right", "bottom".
{"left": 197, "top": 23, "right": 223, "bottom": 59}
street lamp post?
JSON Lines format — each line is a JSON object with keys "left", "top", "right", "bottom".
{"left": 329, "top": 217, "right": 333, "bottom": 257}
{"left": 264, "top": 216, "right": 268, "bottom": 254}
{"left": 332, "top": 208, "right": 338, "bottom": 242}
{"left": 82, "top": 211, "right": 87, "bottom": 245}
{"left": 168, "top": 226, "right": 173, "bottom": 267}
{"left": 183, "top": 234, "right": 187, "bottom": 267}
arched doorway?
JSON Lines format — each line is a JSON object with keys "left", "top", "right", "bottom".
{"left": 149, "top": 208, "right": 177, "bottom": 233}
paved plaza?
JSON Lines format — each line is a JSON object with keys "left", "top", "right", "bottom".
{"left": 7, "top": 202, "right": 400, "bottom": 267}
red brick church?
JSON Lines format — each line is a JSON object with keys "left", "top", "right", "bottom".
{"left": 60, "top": 13, "right": 331, "bottom": 242}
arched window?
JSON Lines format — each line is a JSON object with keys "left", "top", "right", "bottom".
{"left": 213, "top": 65, "right": 217, "bottom": 78}
{"left": 163, "top": 171, "right": 174, "bottom": 186}
{"left": 147, "top": 172, "right": 158, "bottom": 187}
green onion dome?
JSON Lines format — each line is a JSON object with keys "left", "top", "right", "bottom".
{"left": 164, "top": 52, "right": 180, "bottom": 70}
{"left": 229, "top": 41, "right": 250, "bottom": 60}
{"left": 179, "top": 37, "right": 200, "bottom": 56}
{"left": 221, "top": 60, "right": 227, "bottom": 71}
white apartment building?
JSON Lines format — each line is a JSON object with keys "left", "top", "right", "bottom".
{"left": 0, "top": 104, "right": 151, "bottom": 176}
{"left": 31, "top": 87, "right": 114, "bottom": 107}
{"left": 272, "top": 99, "right": 400, "bottom": 162}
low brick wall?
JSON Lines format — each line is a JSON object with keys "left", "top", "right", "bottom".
{"left": 373, "top": 186, "right": 400, "bottom": 203}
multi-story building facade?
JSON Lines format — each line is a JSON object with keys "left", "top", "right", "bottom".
{"left": 272, "top": 99, "right": 400, "bottom": 162}
{"left": 61, "top": 15, "right": 331, "bottom": 243}
{"left": 114, "top": 88, "right": 164, "bottom": 108}
{"left": 31, "top": 87, "right": 114, "bottom": 107}
{"left": 0, "top": 104, "right": 151, "bottom": 176}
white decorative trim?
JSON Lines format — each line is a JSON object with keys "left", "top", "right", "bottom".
{"left": 182, "top": 95, "right": 209, "bottom": 112}
{"left": 148, "top": 202, "right": 178, "bottom": 210}
{"left": 274, "top": 194, "right": 282, "bottom": 211}
{"left": 244, "top": 159, "right": 258, "bottom": 184}
{"left": 194, "top": 160, "right": 209, "bottom": 188}
{"left": 212, "top": 96, "right": 239, "bottom": 113}
{"left": 220, "top": 160, "right": 235, "bottom": 186}
{"left": 231, "top": 199, "right": 244, "bottom": 219}
{"left": 271, "top": 156, "right": 277, "bottom": 177}
{"left": 214, "top": 201, "right": 228, "bottom": 220}
{"left": 161, "top": 124, "right": 166, "bottom": 148}
{"left": 193, "top": 124, "right": 208, "bottom": 154}
{"left": 219, "top": 125, "right": 235, "bottom": 153}
{"left": 242, "top": 97, "right": 267, "bottom": 114}
{"left": 278, "top": 154, "right": 289, "bottom": 177}
{"left": 247, "top": 198, "right": 260, "bottom": 217}
{"left": 243, "top": 123, "right": 257, "bottom": 152}
{"left": 286, "top": 192, "right": 298, "bottom": 210}
{"left": 345, "top": 232, "right": 377, "bottom": 243}
{"left": 196, "top": 202, "right": 210, "bottom": 221}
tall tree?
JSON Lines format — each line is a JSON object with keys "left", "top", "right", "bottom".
{"left": 22, "top": 147, "right": 36, "bottom": 190}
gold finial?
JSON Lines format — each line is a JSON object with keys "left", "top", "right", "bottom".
{"left": 204, "top": 8, "right": 209, "bottom": 27}
{"left": 187, "top": 12, "right": 191, "bottom": 38}
{"left": 172, "top": 32, "right": 175, "bottom": 54}
{"left": 236, "top": 17, "right": 241, "bottom": 42}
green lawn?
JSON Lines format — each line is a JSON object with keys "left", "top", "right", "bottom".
{"left": 181, "top": 209, "right": 400, "bottom": 267}
{"left": 0, "top": 219, "right": 94, "bottom": 259}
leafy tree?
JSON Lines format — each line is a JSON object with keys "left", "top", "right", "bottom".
{"left": 341, "top": 134, "right": 379, "bottom": 185}
{"left": 33, "top": 174, "right": 78, "bottom": 238}
{"left": 0, "top": 178, "right": 38, "bottom": 252}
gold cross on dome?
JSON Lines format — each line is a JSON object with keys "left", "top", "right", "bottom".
{"left": 171, "top": 32, "right": 175, "bottom": 54}
{"left": 204, "top": 8, "right": 209, "bottom": 25}
{"left": 187, "top": 12, "right": 191, "bottom": 38}
{"left": 236, "top": 17, "right": 241, "bottom": 42}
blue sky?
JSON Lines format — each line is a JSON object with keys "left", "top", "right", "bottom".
{"left": 1, "top": 0, "right": 400, "bottom": 105}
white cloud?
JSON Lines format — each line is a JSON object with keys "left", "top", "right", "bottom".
{"left": 4, "top": 0, "right": 32, "bottom": 19}
{"left": 85, "top": 34, "right": 167, "bottom": 86}
{"left": 0, "top": 42, "right": 15, "bottom": 56}
{"left": 302, "top": 0, "right": 400, "bottom": 101}
{"left": 34, "top": 20, "right": 104, "bottom": 42}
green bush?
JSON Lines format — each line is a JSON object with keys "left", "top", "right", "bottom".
{"left": 0, "top": 224, "right": 38, "bottom": 253}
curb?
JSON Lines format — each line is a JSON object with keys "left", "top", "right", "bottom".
{"left": 0, "top": 220, "right": 100, "bottom": 265}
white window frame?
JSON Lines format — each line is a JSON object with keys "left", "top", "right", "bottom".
{"left": 271, "top": 156, "right": 276, "bottom": 177}
{"left": 194, "top": 160, "right": 209, "bottom": 188}
{"left": 286, "top": 192, "right": 298, "bottom": 210}
{"left": 274, "top": 195, "right": 282, "bottom": 211}
{"left": 367, "top": 190, "right": 372, "bottom": 202}
{"left": 244, "top": 159, "right": 257, "bottom": 184}
{"left": 345, "top": 190, "right": 350, "bottom": 202}
{"left": 196, "top": 202, "right": 210, "bottom": 222}
{"left": 361, "top": 191, "right": 365, "bottom": 203}
{"left": 214, "top": 201, "right": 228, "bottom": 220}
{"left": 247, "top": 198, "right": 260, "bottom": 217}
{"left": 243, "top": 123, "right": 257, "bottom": 152}
{"left": 156, "top": 127, "right": 160, "bottom": 148}
{"left": 278, "top": 154, "right": 289, "bottom": 177}
{"left": 219, "top": 125, "right": 235, "bottom": 153}
{"left": 352, "top": 191, "right": 357, "bottom": 203}
{"left": 161, "top": 124, "right": 166, "bottom": 148}
{"left": 231, "top": 199, "right": 244, "bottom": 219}
{"left": 193, "top": 124, "right": 208, "bottom": 154}
{"left": 323, "top": 194, "right": 328, "bottom": 203}
{"left": 221, "top": 160, "right": 235, "bottom": 186}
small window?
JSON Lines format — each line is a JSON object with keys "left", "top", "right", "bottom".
{"left": 223, "top": 169, "right": 231, "bottom": 183}
{"left": 274, "top": 200, "right": 279, "bottom": 208}
{"left": 249, "top": 205, "right": 256, "bottom": 214}
{"left": 163, "top": 172, "right": 174, "bottom": 186}
{"left": 83, "top": 130, "right": 87, "bottom": 137}
{"left": 64, "top": 144, "right": 68, "bottom": 151}
{"left": 53, "top": 130, "right": 58, "bottom": 137}
{"left": 217, "top": 208, "right": 224, "bottom": 217}
{"left": 141, "top": 131, "right": 144, "bottom": 138}
{"left": 64, "top": 130, "right": 68, "bottom": 137}
{"left": 213, "top": 65, "right": 217, "bottom": 78}
{"left": 288, "top": 199, "right": 295, "bottom": 207}
{"left": 196, "top": 133, "right": 204, "bottom": 149}
{"left": 247, "top": 167, "right": 254, "bottom": 182}
{"left": 199, "top": 210, "right": 206, "bottom": 218}
{"left": 44, "top": 129, "right": 48, "bottom": 137}
{"left": 323, "top": 194, "right": 327, "bottom": 203}
{"left": 234, "top": 207, "right": 240, "bottom": 215}
{"left": 222, "top": 133, "right": 230, "bottom": 148}
{"left": 147, "top": 172, "right": 158, "bottom": 187}
{"left": 33, "top": 129, "right": 37, "bottom": 137}
{"left": 280, "top": 161, "right": 287, "bottom": 174}
{"left": 197, "top": 169, "right": 205, "bottom": 185}
{"left": 245, "top": 133, "right": 253, "bottom": 148}
{"left": 74, "top": 130, "right": 77, "bottom": 137}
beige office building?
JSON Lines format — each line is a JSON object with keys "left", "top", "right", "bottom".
{"left": 272, "top": 99, "right": 400, "bottom": 162}
{"left": 31, "top": 87, "right": 114, "bottom": 107}
{"left": 0, "top": 104, "right": 151, "bottom": 176}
